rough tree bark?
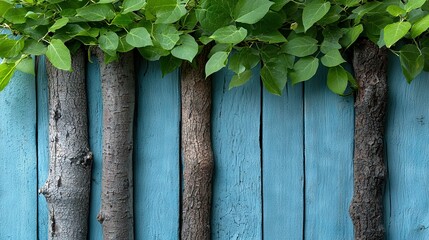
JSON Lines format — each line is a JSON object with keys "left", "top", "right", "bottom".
{"left": 96, "top": 50, "right": 135, "bottom": 240}
{"left": 39, "top": 48, "right": 92, "bottom": 239}
{"left": 181, "top": 46, "right": 214, "bottom": 240}
{"left": 349, "top": 38, "right": 388, "bottom": 240}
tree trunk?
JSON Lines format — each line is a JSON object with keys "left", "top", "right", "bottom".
{"left": 349, "top": 38, "right": 388, "bottom": 240}
{"left": 96, "top": 50, "right": 135, "bottom": 240}
{"left": 39, "top": 48, "right": 92, "bottom": 239}
{"left": 181, "top": 46, "right": 214, "bottom": 240}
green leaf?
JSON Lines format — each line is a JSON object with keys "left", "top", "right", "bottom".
{"left": 384, "top": 22, "right": 411, "bottom": 48}
{"left": 405, "top": 0, "right": 426, "bottom": 12}
{"left": 386, "top": 5, "right": 406, "bottom": 16}
{"left": 234, "top": 0, "right": 274, "bottom": 24}
{"left": 205, "top": 51, "right": 229, "bottom": 77}
{"left": 321, "top": 49, "right": 346, "bottom": 67}
{"left": 0, "top": 63, "right": 16, "bottom": 91}
{"left": 0, "top": 2, "right": 13, "bottom": 17}
{"left": 210, "top": 26, "right": 247, "bottom": 45}
{"left": 339, "top": 24, "right": 363, "bottom": 48}
{"left": 0, "top": 38, "right": 24, "bottom": 58}
{"left": 16, "top": 57, "right": 35, "bottom": 75}
{"left": 289, "top": 57, "right": 319, "bottom": 85}
{"left": 49, "top": 17, "right": 69, "bottom": 33}
{"left": 3, "top": 8, "right": 27, "bottom": 24}
{"left": 149, "top": 0, "right": 187, "bottom": 24}
{"left": 76, "top": 4, "right": 115, "bottom": 21}
{"left": 171, "top": 34, "right": 198, "bottom": 62}
{"left": 327, "top": 66, "right": 348, "bottom": 95}
{"left": 160, "top": 55, "right": 182, "bottom": 76}
{"left": 229, "top": 70, "right": 253, "bottom": 89}
{"left": 271, "top": 0, "right": 290, "bottom": 11}
{"left": 422, "top": 47, "right": 429, "bottom": 71}
{"left": 122, "top": 0, "right": 146, "bottom": 14}
{"left": 302, "top": 1, "right": 331, "bottom": 32}
{"left": 111, "top": 13, "right": 134, "bottom": 27}
{"left": 23, "top": 39, "right": 47, "bottom": 55}
{"left": 126, "top": 27, "right": 153, "bottom": 48}
{"left": 153, "top": 24, "right": 180, "bottom": 50}
{"left": 399, "top": 44, "right": 424, "bottom": 83}
{"left": 228, "top": 48, "right": 260, "bottom": 74}
{"left": 260, "top": 59, "right": 288, "bottom": 95}
{"left": 411, "top": 15, "right": 429, "bottom": 38}
{"left": 117, "top": 36, "right": 134, "bottom": 52}
{"left": 138, "top": 45, "right": 169, "bottom": 61}
{"left": 99, "top": 31, "right": 119, "bottom": 55}
{"left": 282, "top": 36, "right": 318, "bottom": 57}
{"left": 46, "top": 39, "right": 72, "bottom": 71}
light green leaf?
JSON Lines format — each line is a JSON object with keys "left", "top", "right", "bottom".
{"left": 153, "top": 1, "right": 187, "bottom": 24}
{"left": 302, "top": 1, "right": 331, "bottom": 32}
{"left": 23, "top": 39, "right": 47, "bottom": 55}
{"left": 49, "top": 17, "right": 69, "bottom": 33}
{"left": 3, "top": 8, "right": 27, "bottom": 24}
{"left": 0, "top": 38, "right": 24, "bottom": 58}
{"left": 99, "top": 31, "right": 119, "bottom": 55}
{"left": 229, "top": 70, "right": 253, "bottom": 89}
{"left": 282, "top": 36, "right": 318, "bottom": 57}
{"left": 16, "top": 57, "right": 35, "bottom": 75}
{"left": 126, "top": 27, "right": 153, "bottom": 48}
{"left": 76, "top": 4, "right": 115, "bottom": 21}
{"left": 384, "top": 22, "right": 411, "bottom": 48}
{"left": 405, "top": 0, "right": 426, "bottom": 12}
{"left": 411, "top": 15, "right": 429, "bottom": 38}
{"left": 0, "top": 63, "right": 16, "bottom": 91}
{"left": 399, "top": 44, "right": 424, "bottom": 83}
{"left": 46, "top": 39, "right": 71, "bottom": 71}
{"left": 340, "top": 24, "right": 363, "bottom": 48}
{"left": 171, "top": 34, "right": 198, "bottom": 62}
{"left": 290, "top": 57, "right": 319, "bottom": 85}
{"left": 0, "top": 2, "right": 13, "bottom": 17}
{"left": 234, "top": 0, "right": 274, "bottom": 24}
{"left": 386, "top": 5, "right": 406, "bottom": 17}
{"left": 117, "top": 36, "right": 134, "bottom": 52}
{"left": 321, "top": 49, "right": 346, "bottom": 67}
{"left": 205, "top": 51, "right": 229, "bottom": 77}
{"left": 153, "top": 24, "right": 180, "bottom": 50}
{"left": 122, "top": 0, "right": 146, "bottom": 14}
{"left": 327, "top": 66, "right": 348, "bottom": 95}
{"left": 210, "top": 26, "right": 247, "bottom": 45}
{"left": 228, "top": 48, "right": 260, "bottom": 74}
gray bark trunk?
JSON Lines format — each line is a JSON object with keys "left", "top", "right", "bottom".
{"left": 349, "top": 38, "right": 388, "bottom": 240}
{"left": 181, "top": 46, "right": 214, "bottom": 240}
{"left": 96, "top": 50, "right": 135, "bottom": 240}
{"left": 39, "top": 48, "right": 92, "bottom": 239}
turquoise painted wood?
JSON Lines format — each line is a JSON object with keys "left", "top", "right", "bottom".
{"left": 384, "top": 57, "right": 429, "bottom": 240}
{"left": 134, "top": 59, "right": 180, "bottom": 239}
{"left": 37, "top": 57, "right": 49, "bottom": 240}
{"left": 262, "top": 84, "right": 304, "bottom": 239}
{"left": 211, "top": 68, "right": 262, "bottom": 239}
{"left": 0, "top": 68, "right": 37, "bottom": 239}
{"left": 304, "top": 67, "right": 354, "bottom": 239}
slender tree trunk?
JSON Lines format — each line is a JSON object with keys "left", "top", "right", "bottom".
{"left": 349, "top": 38, "right": 388, "bottom": 240}
{"left": 181, "top": 46, "right": 214, "bottom": 240}
{"left": 96, "top": 50, "right": 135, "bottom": 240}
{"left": 39, "top": 48, "right": 92, "bottom": 239}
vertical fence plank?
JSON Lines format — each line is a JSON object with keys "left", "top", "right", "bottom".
{"left": 0, "top": 69, "right": 37, "bottom": 238}
{"left": 134, "top": 60, "right": 180, "bottom": 239}
{"left": 37, "top": 57, "right": 49, "bottom": 240}
{"left": 211, "top": 68, "right": 262, "bottom": 239}
{"left": 304, "top": 68, "right": 354, "bottom": 239}
{"left": 87, "top": 56, "right": 103, "bottom": 239}
{"left": 385, "top": 58, "right": 429, "bottom": 240}
{"left": 262, "top": 85, "right": 304, "bottom": 239}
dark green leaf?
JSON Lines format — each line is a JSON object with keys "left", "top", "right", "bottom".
{"left": 160, "top": 55, "right": 182, "bottom": 76}
{"left": 76, "top": 4, "right": 115, "bottom": 21}
{"left": 321, "top": 49, "right": 346, "bottom": 67}
{"left": 23, "top": 39, "right": 47, "bottom": 55}
{"left": 234, "top": 0, "right": 273, "bottom": 24}
{"left": 327, "top": 66, "right": 348, "bottom": 95}
{"left": 260, "top": 59, "right": 288, "bottom": 96}
{"left": 229, "top": 70, "right": 253, "bottom": 89}
{"left": 289, "top": 57, "right": 319, "bottom": 85}
{"left": 399, "top": 44, "right": 424, "bottom": 82}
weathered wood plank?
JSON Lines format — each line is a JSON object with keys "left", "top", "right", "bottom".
{"left": 384, "top": 58, "right": 429, "bottom": 240}
{"left": 211, "top": 68, "right": 262, "bottom": 239}
{"left": 37, "top": 56, "right": 49, "bottom": 240}
{"left": 134, "top": 60, "right": 180, "bottom": 239}
{"left": 87, "top": 56, "right": 103, "bottom": 239}
{"left": 304, "top": 67, "right": 354, "bottom": 239}
{"left": 0, "top": 67, "right": 37, "bottom": 238}
{"left": 262, "top": 84, "right": 304, "bottom": 239}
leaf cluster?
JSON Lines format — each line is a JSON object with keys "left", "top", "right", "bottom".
{"left": 0, "top": 0, "right": 428, "bottom": 94}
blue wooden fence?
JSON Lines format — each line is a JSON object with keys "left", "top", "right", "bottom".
{"left": 1, "top": 56, "right": 429, "bottom": 239}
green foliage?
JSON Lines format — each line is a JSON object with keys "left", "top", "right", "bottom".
{"left": 0, "top": 0, "right": 428, "bottom": 94}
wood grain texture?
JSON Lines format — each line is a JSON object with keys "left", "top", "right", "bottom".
{"left": 134, "top": 60, "right": 180, "bottom": 240}
{"left": 304, "top": 67, "right": 354, "bottom": 239}
{"left": 262, "top": 84, "right": 304, "bottom": 239}
{"left": 0, "top": 67, "right": 37, "bottom": 239}
{"left": 87, "top": 55, "right": 103, "bottom": 240}
{"left": 37, "top": 56, "right": 49, "bottom": 240}
{"left": 384, "top": 57, "right": 429, "bottom": 240}
{"left": 211, "top": 68, "right": 262, "bottom": 240}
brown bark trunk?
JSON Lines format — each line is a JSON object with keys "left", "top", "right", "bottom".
{"left": 39, "top": 48, "right": 92, "bottom": 239}
{"left": 349, "top": 39, "right": 388, "bottom": 240}
{"left": 181, "top": 46, "right": 214, "bottom": 240}
{"left": 96, "top": 50, "right": 135, "bottom": 240}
